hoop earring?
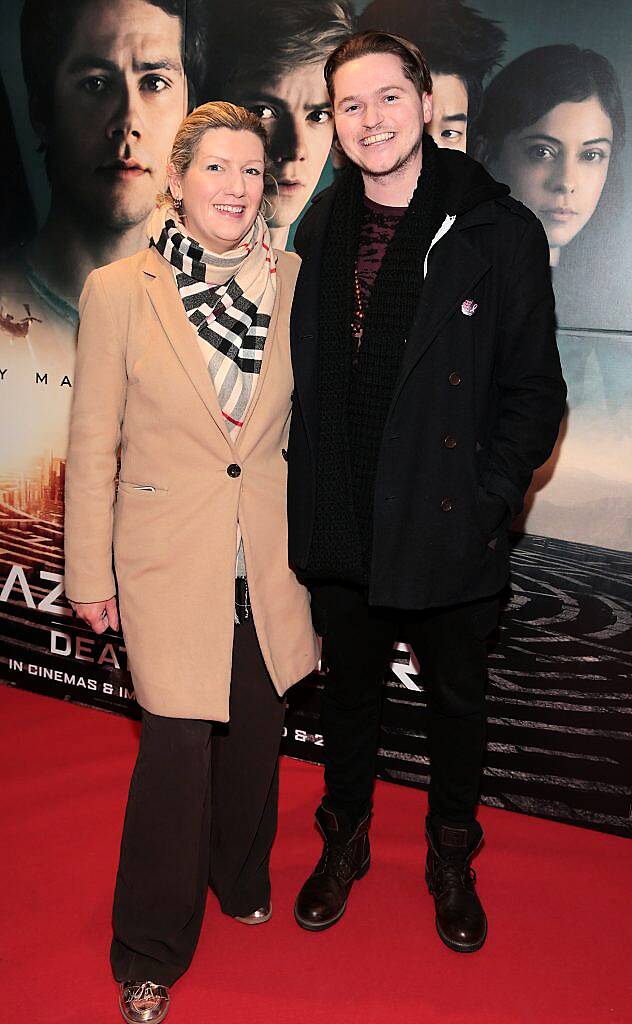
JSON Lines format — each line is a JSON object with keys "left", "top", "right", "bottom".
{"left": 261, "top": 173, "right": 279, "bottom": 221}
{"left": 260, "top": 193, "right": 275, "bottom": 219}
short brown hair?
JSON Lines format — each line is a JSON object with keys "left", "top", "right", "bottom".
{"left": 158, "top": 101, "right": 268, "bottom": 207}
{"left": 205, "top": 0, "right": 354, "bottom": 98}
{"left": 324, "top": 30, "right": 433, "bottom": 102}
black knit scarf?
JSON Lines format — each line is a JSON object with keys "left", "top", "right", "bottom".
{"left": 306, "top": 132, "right": 447, "bottom": 583}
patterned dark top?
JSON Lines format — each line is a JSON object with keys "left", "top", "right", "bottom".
{"left": 356, "top": 196, "right": 407, "bottom": 308}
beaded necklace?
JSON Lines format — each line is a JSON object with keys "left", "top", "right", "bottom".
{"left": 351, "top": 264, "right": 365, "bottom": 351}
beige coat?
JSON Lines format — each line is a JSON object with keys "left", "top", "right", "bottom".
{"left": 64, "top": 246, "right": 319, "bottom": 720}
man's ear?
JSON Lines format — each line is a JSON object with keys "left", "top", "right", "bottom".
{"left": 422, "top": 91, "right": 433, "bottom": 126}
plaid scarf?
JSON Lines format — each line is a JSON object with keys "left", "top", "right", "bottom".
{"left": 148, "top": 204, "right": 276, "bottom": 435}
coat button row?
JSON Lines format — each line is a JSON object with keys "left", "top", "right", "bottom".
{"left": 441, "top": 497, "right": 453, "bottom": 512}
{"left": 448, "top": 372, "right": 462, "bottom": 386}
{"left": 227, "top": 464, "right": 241, "bottom": 478}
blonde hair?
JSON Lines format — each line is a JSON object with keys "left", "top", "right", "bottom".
{"left": 157, "top": 101, "right": 268, "bottom": 208}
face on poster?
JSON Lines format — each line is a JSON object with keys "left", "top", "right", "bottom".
{"left": 0, "top": 0, "right": 189, "bottom": 491}
{"left": 494, "top": 99, "right": 612, "bottom": 264}
{"left": 474, "top": 44, "right": 625, "bottom": 274}
{"left": 427, "top": 73, "right": 468, "bottom": 150}
{"left": 230, "top": 63, "right": 336, "bottom": 239}
{"left": 201, "top": 0, "right": 355, "bottom": 249}
{"left": 46, "top": 0, "right": 187, "bottom": 233}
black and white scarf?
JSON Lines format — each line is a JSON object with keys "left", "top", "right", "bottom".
{"left": 148, "top": 204, "right": 276, "bottom": 435}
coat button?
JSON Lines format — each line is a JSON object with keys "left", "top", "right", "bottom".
{"left": 441, "top": 497, "right": 453, "bottom": 512}
{"left": 227, "top": 464, "right": 241, "bottom": 478}
{"left": 443, "top": 435, "right": 457, "bottom": 449}
{"left": 448, "top": 372, "right": 462, "bottom": 386}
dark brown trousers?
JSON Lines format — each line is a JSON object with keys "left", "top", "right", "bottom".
{"left": 110, "top": 616, "right": 285, "bottom": 987}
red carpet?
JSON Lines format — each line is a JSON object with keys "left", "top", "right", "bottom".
{"left": 1, "top": 685, "right": 630, "bottom": 1024}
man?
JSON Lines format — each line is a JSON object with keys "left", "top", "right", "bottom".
{"left": 287, "top": 31, "right": 566, "bottom": 952}
{"left": 202, "top": 0, "right": 353, "bottom": 249}
{"left": 0, "top": 0, "right": 203, "bottom": 487}
{"left": 358, "top": 0, "right": 506, "bottom": 152}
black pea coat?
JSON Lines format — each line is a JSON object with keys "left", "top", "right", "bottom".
{"left": 287, "top": 150, "right": 567, "bottom": 611}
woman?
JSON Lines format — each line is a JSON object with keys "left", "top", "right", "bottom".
{"left": 203, "top": 0, "right": 354, "bottom": 248}
{"left": 475, "top": 45, "right": 625, "bottom": 268}
{"left": 64, "top": 101, "right": 319, "bottom": 1024}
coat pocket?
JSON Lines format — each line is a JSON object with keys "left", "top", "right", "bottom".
{"left": 114, "top": 483, "right": 170, "bottom": 576}
{"left": 474, "top": 485, "right": 508, "bottom": 544}
{"left": 117, "top": 480, "right": 169, "bottom": 495}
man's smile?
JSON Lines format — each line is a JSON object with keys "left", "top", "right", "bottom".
{"left": 361, "top": 131, "right": 395, "bottom": 147}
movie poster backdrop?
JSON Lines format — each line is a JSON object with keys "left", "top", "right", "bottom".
{"left": 0, "top": 0, "right": 630, "bottom": 836}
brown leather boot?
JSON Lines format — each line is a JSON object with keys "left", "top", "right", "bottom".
{"left": 425, "top": 819, "right": 487, "bottom": 953}
{"left": 294, "top": 803, "right": 371, "bottom": 931}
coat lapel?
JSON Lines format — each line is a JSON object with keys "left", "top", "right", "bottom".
{"left": 392, "top": 225, "right": 491, "bottom": 403}
{"left": 142, "top": 247, "right": 233, "bottom": 446}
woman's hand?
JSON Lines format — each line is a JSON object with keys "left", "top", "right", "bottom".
{"left": 70, "top": 597, "right": 120, "bottom": 634}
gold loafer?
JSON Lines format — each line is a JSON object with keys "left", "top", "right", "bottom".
{"left": 233, "top": 902, "right": 272, "bottom": 925}
{"left": 119, "top": 981, "right": 170, "bottom": 1023}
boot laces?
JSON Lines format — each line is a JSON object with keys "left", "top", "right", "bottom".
{"left": 435, "top": 858, "right": 476, "bottom": 894}
{"left": 319, "top": 838, "right": 358, "bottom": 882}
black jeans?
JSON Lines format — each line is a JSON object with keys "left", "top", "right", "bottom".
{"left": 110, "top": 616, "right": 285, "bottom": 987}
{"left": 313, "top": 583, "right": 499, "bottom": 826}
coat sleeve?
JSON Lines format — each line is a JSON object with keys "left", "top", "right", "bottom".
{"left": 482, "top": 215, "right": 567, "bottom": 517}
{"left": 64, "top": 269, "right": 127, "bottom": 603}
